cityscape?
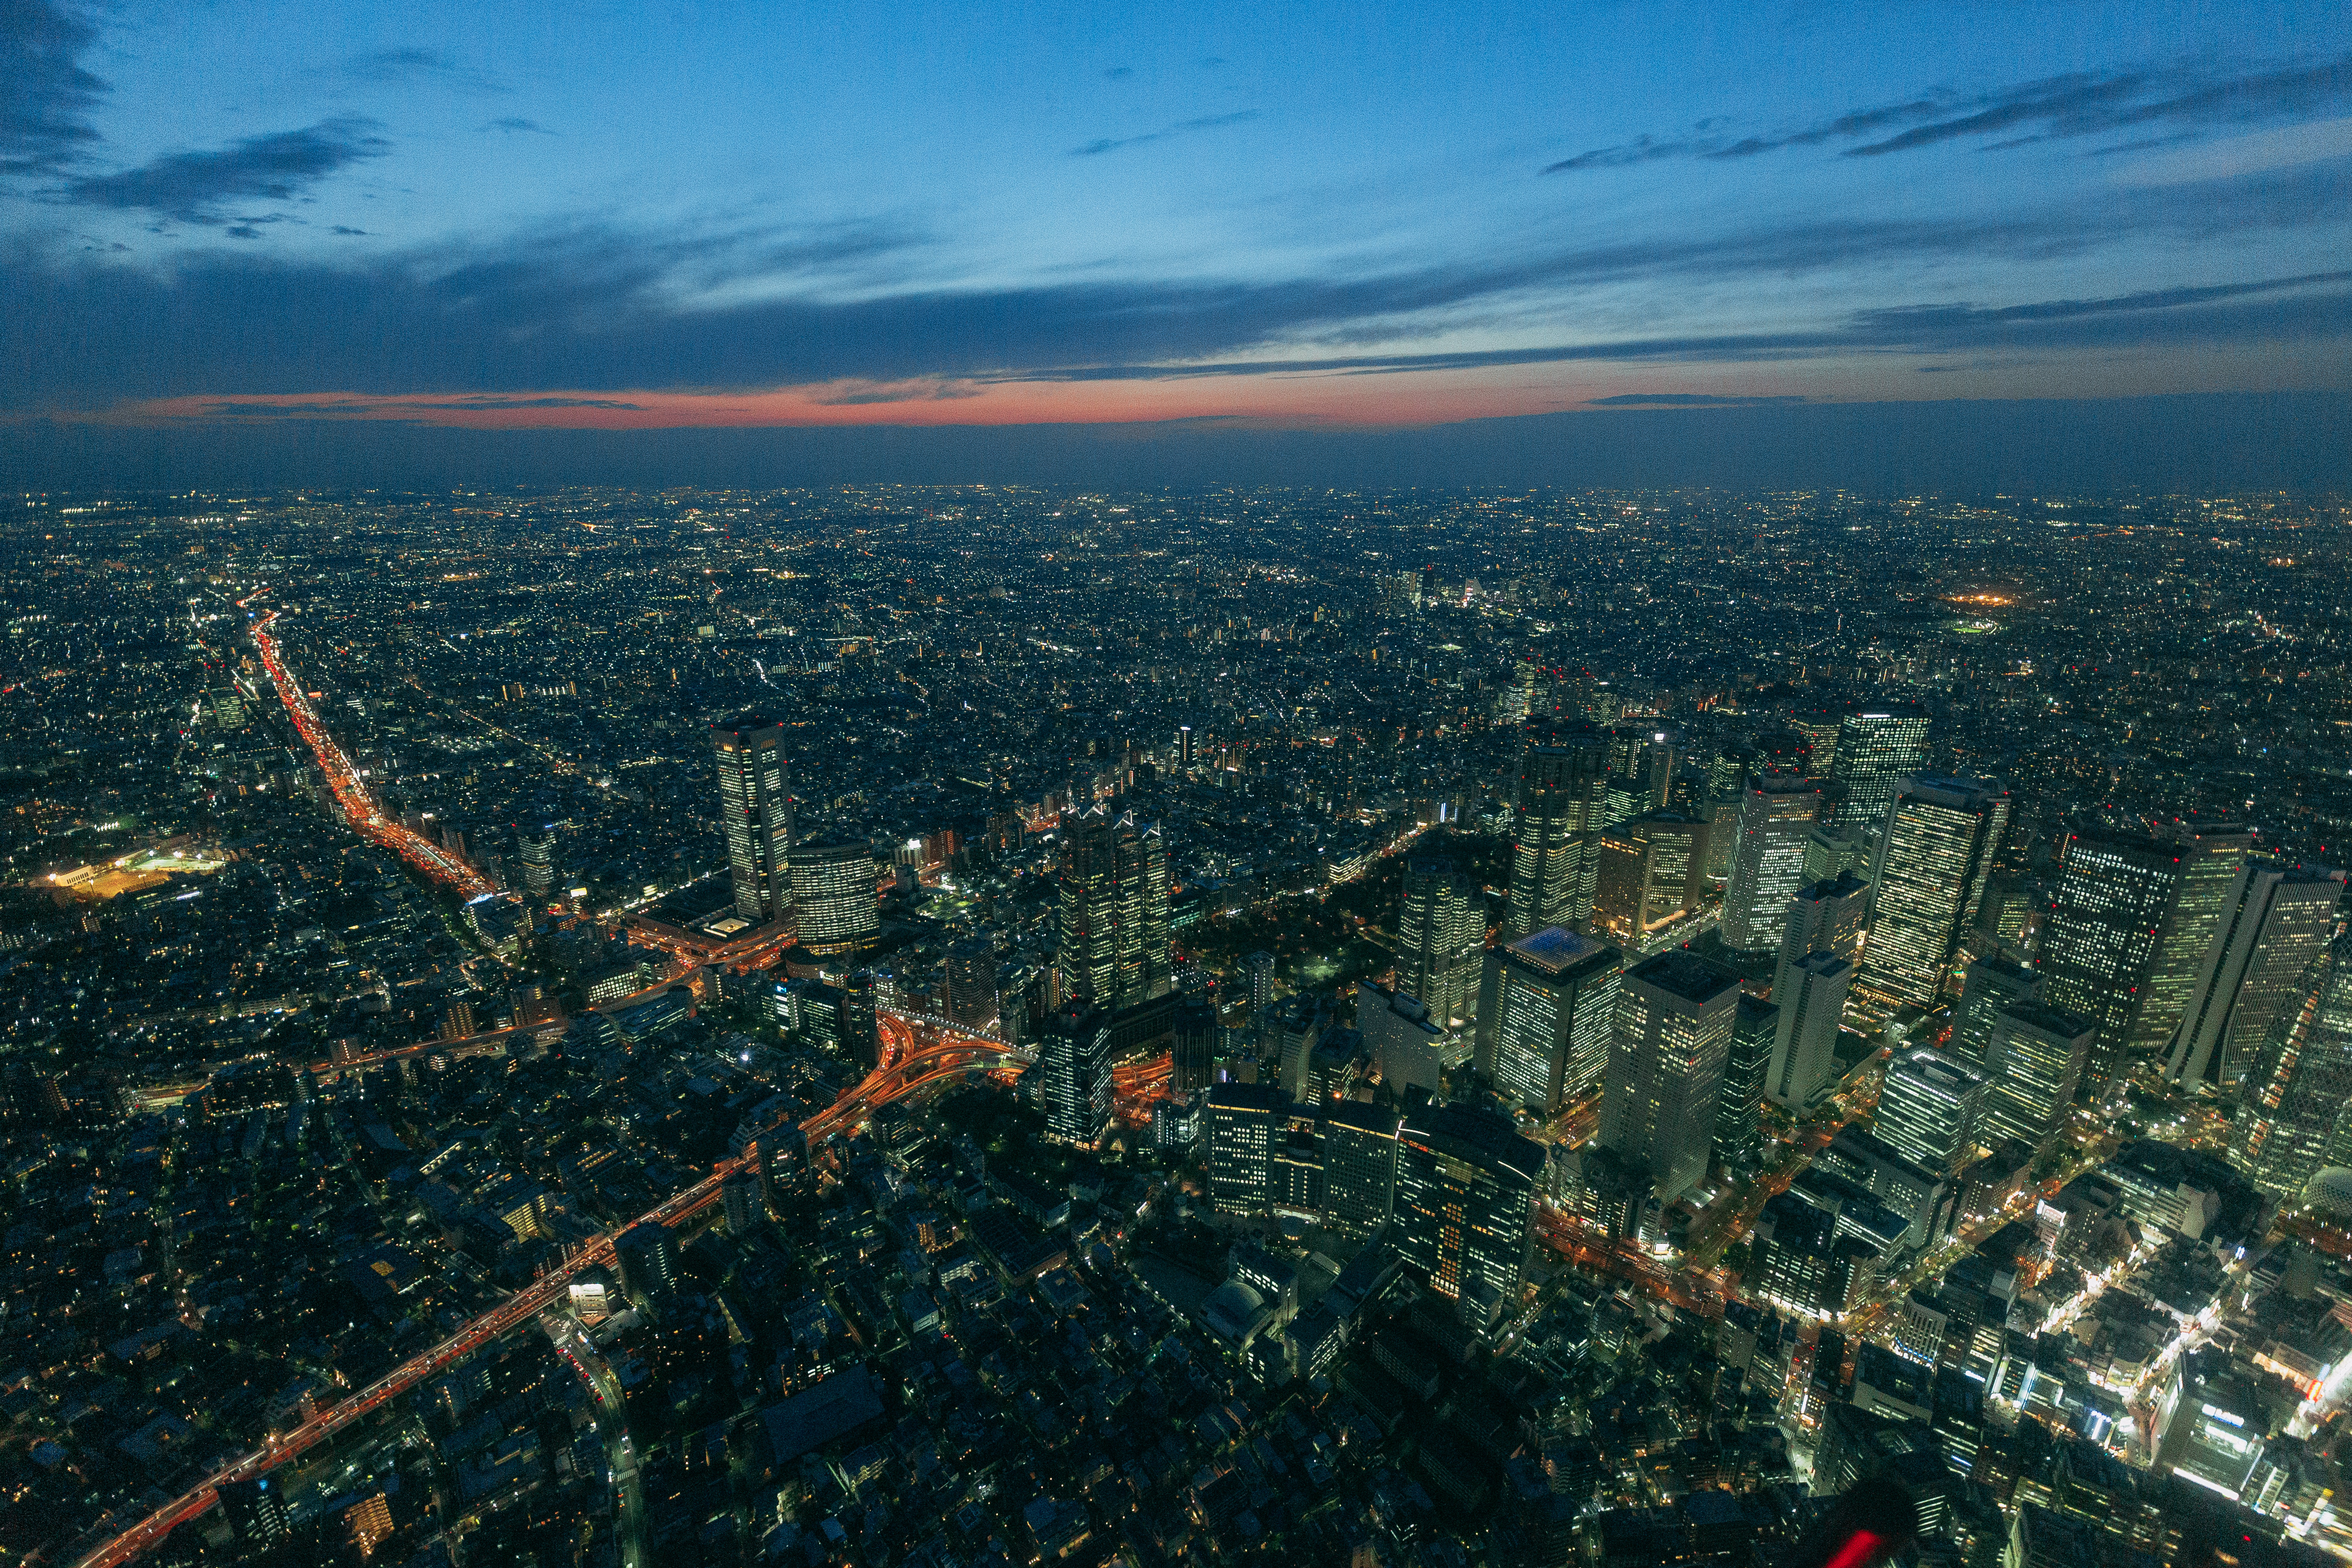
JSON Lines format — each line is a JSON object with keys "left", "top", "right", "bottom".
{"left": 0, "top": 485, "right": 2349, "bottom": 1568}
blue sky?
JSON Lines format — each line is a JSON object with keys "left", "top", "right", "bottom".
{"left": 3, "top": 0, "right": 2349, "bottom": 435}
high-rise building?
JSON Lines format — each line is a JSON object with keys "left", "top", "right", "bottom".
{"left": 1774, "top": 872, "right": 1873, "bottom": 1000}
{"left": 2232, "top": 937, "right": 2352, "bottom": 1201}
{"left": 720, "top": 1168, "right": 765, "bottom": 1234}
{"left": 1206, "top": 1082, "right": 1284, "bottom": 1215}
{"left": 1852, "top": 777, "right": 2009, "bottom": 1027}
{"left": 1721, "top": 778, "right": 1824, "bottom": 953}
{"left": 1273, "top": 1111, "right": 1325, "bottom": 1218}
{"left": 1323, "top": 1101, "right": 1403, "bottom": 1235}
{"left": 1475, "top": 927, "right": 1624, "bottom": 1114}
{"left": 1397, "top": 854, "right": 1485, "bottom": 1029}
{"left": 1716, "top": 994, "right": 1780, "bottom": 1169}
{"left": 2036, "top": 823, "right": 2194, "bottom": 1095}
{"left": 1396, "top": 1103, "right": 1542, "bottom": 1303}
{"left": 614, "top": 1220, "right": 680, "bottom": 1306}
{"left": 1979, "top": 1003, "right": 2096, "bottom": 1151}
{"left": 1600, "top": 951, "right": 1740, "bottom": 1204}
{"left": 1038, "top": 1001, "right": 1113, "bottom": 1146}
{"left": 788, "top": 840, "right": 880, "bottom": 955}
{"left": 712, "top": 716, "right": 793, "bottom": 924}
{"left": 1826, "top": 704, "right": 1931, "bottom": 834}
{"left": 2167, "top": 858, "right": 2348, "bottom": 1089}
{"left": 1172, "top": 994, "right": 1218, "bottom": 1094}
{"left": 1057, "top": 808, "right": 1170, "bottom": 1010}
{"left": 2127, "top": 822, "right": 2255, "bottom": 1059}
{"left": 1767, "top": 953, "right": 1854, "bottom": 1110}
{"left": 1802, "top": 824, "right": 1872, "bottom": 885}
{"left": 1877, "top": 1050, "right": 1987, "bottom": 1174}
{"left": 1948, "top": 950, "right": 2039, "bottom": 1071}
{"left": 1356, "top": 981, "right": 1448, "bottom": 1098}
{"left": 218, "top": 1478, "right": 290, "bottom": 1551}
{"left": 1242, "top": 949, "right": 1277, "bottom": 1014}
{"left": 519, "top": 828, "right": 557, "bottom": 897}
{"left": 836, "top": 969, "right": 881, "bottom": 1069}
{"left": 1505, "top": 721, "right": 1611, "bottom": 936}
{"left": 1593, "top": 810, "right": 1709, "bottom": 942}
{"left": 944, "top": 938, "right": 999, "bottom": 1033}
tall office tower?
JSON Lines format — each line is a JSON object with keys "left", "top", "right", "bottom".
{"left": 1721, "top": 777, "right": 1825, "bottom": 954}
{"left": 788, "top": 840, "right": 880, "bottom": 954}
{"left": 1774, "top": 872, "right": 1873, "bottom": 999}
{"left": 1172, "top": 995, "right": 1218, "bottom": 1094}
{"left": 2129, "top": 823, "right": 2254, "bottom": 1059}
{"left": 1397, "top": 855, "right": 1485, "bottom": 1029}
{"left": 1787, "top": 704, "right": 1847, "bottom": 777}
{"left": 837, "top": 970, "right": 882, "bottom": 1070}
{"left": 614, "top": 1220, "right": 680, "bottom": 1306}
{"left": 1475, "top": 927, "right": 1624, "bottom": 1114}
{"left": 1505, "top": 721, "right": 1611, "bottom": 936}
{"left": 519, "top": 828, "right": 557, "bottom": 896}
{"left": 1503, "top": 659, "right": 1548, "bottom": 724}
{"left": 1396, "top": 1103, "right": 1542, "bottom": 1303}
{"left": 1600, "top": 951, "right": 1740, "bottom": 1204}
{"left": 1038, "top": 1001, "right": 1113, "bottom": 1146}
{"left": 1766, "top": 953, "right": 1855, "bottom": 1109}
{"left": 1323, "top": 1101, "right": 1403, "bottom": 1234}
{"left": 1206, "top": 1082, "right": 1284, "bottom": 1215}
{"left": 218, "top": 1478, "right": 290, "bottom": 1551}
{"left": 2167, "top": 858, "right": 2349, "bottom": 1089}
{"left": 1056, "top": 808, "right": 1170, "bottom": 1010}
{"left": 1268, "top": 993, "right": 1332, "bottom": 1101}
{"left": 1978, "top": 1002, "right": 2096, "bottom": 1150}
{"left": 713, "top": 716, "right": 793, "bottom": 923}
{"left": 944, "top": 938, "right": 999, "bottom": 1033}
{"left": 1948, "top": 950, "right": 2039, "bottom": 1071}
{"left": 1357, "top": 981, "right": 1449, "bottom": 1097}
{"left": 1716, "top": 994, "right": 1780, "bottom": 1169}
{"left": 2231, "top": 938, "right": 2352, "bottom": 1201}
{"left": 1272, "top": 1111, "right": 1325, "bottom": 1218}
{"left": 1877, "top": 1050, "right": 1987, "bottom": 1174}
{"left": 1851, "top": 777, "right": 2009, "bottom": 1027}
{"left": 1176, "top": 723, "right": 1195, "bottom": 771}
{"left": 1802, "top": 824, "right": 1872, "bottom": 885}
{"left": 1242, "top": 950, "right": 1277, "bottom": 1014}
{"left": 1593, "top": 810, "right": 1708, "bottom": 942}
{"left": 2036, "top": 821, "right": 2203, "bottom": 1094}
{"left": 719, "top": 1168, "right": 765, "bottom": 1235}
{"left": 1826, "top": 704, "right": 1931, "bottom": 833}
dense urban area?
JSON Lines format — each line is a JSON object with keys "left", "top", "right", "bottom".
{"left": 6, "top": 483, "right": 2352, "bottom": 1568}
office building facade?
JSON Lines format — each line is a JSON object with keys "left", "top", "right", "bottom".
{"left": 2167, "top": 858, "right": 2349, "bottom": 1089}
{"left": 1475, "top": 926, "right": 1624, "bottom": 1114}
{"left": 1505, "top": 721, "right": 1611, "bottom": 936}
{"left": 2232, "top": 936, "right": 2352, "bottom": 1202}
{"left": 713, "top": 716, "right": 793, "bottom": 924}
{"left": 1323, "top": 1100, "right": 1403, "bottom": 1235}
{"left": 1038, "top": 1001, "right": 1113, "bottom": 1146}
{"left": 1853, "top": 777, "right": 2009, "bottom": 1027}
{"left": 1057, "top": 807, "right": 1171, "bottom": 1011}
{"left": 1768, "top": 953, "right": 1854, "bottom": 1110}
{"left": 1721, "top": 778, "right": 1824, "bottom": 954}
{"left": 1826, "top": 704, "right": 1931, "bottom": 834}
{"left": 1600, "top": 951, "right": 1740, "bottom": 1204}
{"left": 1207, "top": 1082, "right": 1284, "bottom": 1216}
{"left": 2036, "top": 824, "right": 2192, "bottom": 1095}
{"left": 1877, "top": 1050, "right": 1987, "bottom": 1174}
{"left": 788, "top": 840, "right": 880, "bottom": 955}
{"left": 1979, "top": 1003, "right": 2096, "bottom": 1150}
{"left": 1396, "top": 1104, "right": 1542, "bottom": 1303}
{"left": 1948, "top": 950, "right": 2039, "bottom": 1071}
{"left": 1397, "top": 854, "right": 1485, "bottom": 1029}
{"left": 1716, "top": 994, "right": 1780, "bottom": 1169}
{"left": 1593, "top": 809, "right": 1709, "bottom": 942}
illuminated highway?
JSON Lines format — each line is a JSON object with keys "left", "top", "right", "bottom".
{"left": 69, "top": 1013, "right": 1028, "bottom": 1568}
{"left": 249, "top": 607, "right": 494, "bottom": 899}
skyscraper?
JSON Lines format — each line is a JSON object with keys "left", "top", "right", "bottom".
{"left": 519, "top": 827, "right": 557, "bottom": 897}
{"left": 1475, "top": 926, "right": 1624, "bottom": 1114}
{"left": 712, "top": 716, "right": 793, "bottom": 924}
{"left": 1978, "top": 1003, "right": 2095, "bottom": 1151}
{"left": 1947, "top": 950, "right": 2039, "bottom": 1071}
{"left": 2232, "top": 937, "right": 2352, "bottom": 1201}
{"left": 614, "top": 1220, "right": 680, "bottom": 1306}
{"left": 1397, "top": 854, "right": 1485, "bottom": 1029}
{"left": 1716, "top": 994, "right": 1780, "bottom": 1169}
{"left": 1851, "top": 777, "right": 2009, "bottom": 1028}
{"left": 944, "top": 937, "right": 1000, "bottom": 1033}
{"left": 1356, "top": 981, "right": 1448, "bottom": 1099}
{"left": 1323, "top": 1100, "right": 1403, "bottom": 1235}
{"left": 1593, "top": 809, "right": 1709, "bottom": 942}
{"left": 2035, "top": 823, "right": 2190, "bottom": 1095}
{"left": 1243, "top": 949, "right": 1277, "bottom": 1014}
{"left": 1038, "top": 1001, "right": 1113, "bottom": 1146}
{"left": 1600, "top": 950, "right": 1740, "bottom": 1204}
{"left": 1396, "top": 1103, "right": 1542, "bottom": 1303}
{"left": 1207, "top": 1082, "right": 1284, "bottom": 1215}
{"left": 2128, "top": 822, "right": 2254, "bottom": 1060}
{"left": 1056, "top": 807, "right": 1170, "bottom": 1010}
{"left": 1877, "top": 1050, "right": 1987, "bottom": 1174}
{"left": 788, "top": 840, "right": 880, "bottom": 955}
{"left": 1767, "top": 953, "right": 1854, "bottom": 1110}
{"left": 720, "top": 1168, "right": 765, "bottom": 1235}
{"left": 1721, "top": 777, "right": 1824, "bottom": 954}
{"left": 1506, "top": 720, "right": 1611, "bottom": 936}
{"left": 1826, "top": 704, "right": 1931, "bottom": 834}
{"left": 1172, "top": 994, "right": 1218, "bottom": 1094}
{"left": 2167, "top": 858, "right": 2349, "bottom": 1089}
{"left": 1774, "top": 871, "right": 1873, "bottom": 1001}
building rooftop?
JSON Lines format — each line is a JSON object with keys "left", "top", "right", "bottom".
{"left": 1625, "top": 949, "right": 1739, "bottom": 1006}
{"left": 1506, "top": 925, "right": 1615, "bottom": 975}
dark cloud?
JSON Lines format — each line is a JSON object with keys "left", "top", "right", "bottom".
{"left": 1071, "top": 108, "right": 1256, "bottom": 156}
{"left": 340, "top": 47, "right": 502, "bottom": 93}
{"left": 62, "top": 117, "right": 388, "bottom": 222}
{"left": 1543, "top": 54, "right": 2352, "bottom": 172}
{"left": 1104, "top": 66, "right": 1133, "bottom": 80}
{"left": 1, "top": 0, "right": 108, "bottom": 175}
{"left": 481, "top": 116, "right": 555, "bottom": 135}
{"left": 809, "top": 383, "right": 985, "bottom": 406}
{"left": 1588, "top": 393, "right": 1807, "bottom": 405}
{"left": 195, "top": 396, "right": 644, "bottom": 415}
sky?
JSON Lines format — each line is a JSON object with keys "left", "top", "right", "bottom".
{"left": 3, "top": 0, "right": 2350, "bottom": 485}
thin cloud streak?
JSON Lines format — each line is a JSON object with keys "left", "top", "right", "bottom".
{"left": 1071, "top": 109, "right": 1257, "bottom": 157}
